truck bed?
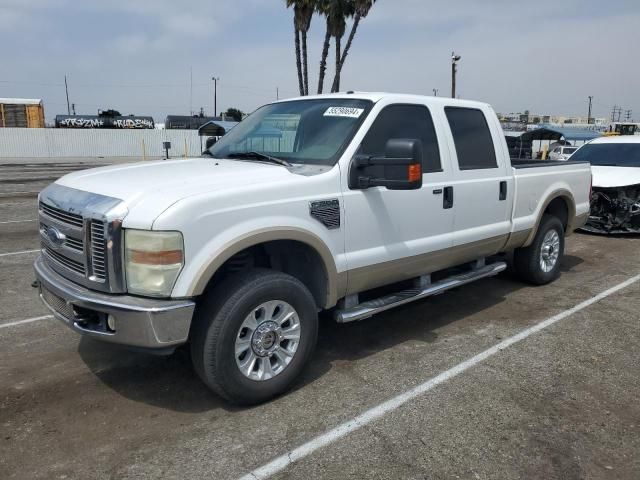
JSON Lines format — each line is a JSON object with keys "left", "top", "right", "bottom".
{"left": 511, "top": 159, "right": 590, "bottom": 169}
{"left": 509, "top": 159, "right": 592, "bottom": 237}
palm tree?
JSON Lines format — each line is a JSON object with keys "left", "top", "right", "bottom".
{"left": 330, "top": 1, "right": 354, "bottom": 93}
{"left": 316, "top": 3, "right": 332, "bottom": 94}
{"left": 286, "top": 0, "right": 315, "bottom": 96}
{"left": 286, "top": 1, "right": 304, "bottom": 96}
{"left": 330, "top": 0, "right": 376, "bottom": 93}
{"left": 317, "top": 0, "right": 353, "bottom": 94}
{"left": 298, "top": 1, "right": 315, "bottom": 95}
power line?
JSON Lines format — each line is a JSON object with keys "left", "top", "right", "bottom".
{"left": 611, "top": 105, "right": 623, "bottom": 122}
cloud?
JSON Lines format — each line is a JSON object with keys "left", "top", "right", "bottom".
{"left": 2, "top": 0, "right": 639, "bottom": 122}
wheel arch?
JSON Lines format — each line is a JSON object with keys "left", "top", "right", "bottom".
{"left": 186, "top": 228, "right": 343, "bottom": 309}
{"left": 523, "top": 189, "right": 576, "bottom": 247}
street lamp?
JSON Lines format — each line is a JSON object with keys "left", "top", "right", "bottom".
{"left": 432, "top": 89, "right": 438, "bottom": 97}
{"left": 451, "top": 52, "right": 461, "bottom": 98}
{"left": 212, "top": 76, "right": 220, "bottom": 117}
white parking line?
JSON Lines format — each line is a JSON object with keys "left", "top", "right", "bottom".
{"left": 0, "top": 249, "right": 40, "bottom": 258}
{"left": 0, "top": 191, "right": 39, "bottom": 197}
{"left": 0, "top": 315, "right": 53, "bottom": 330}
{"left": 0, "top": 203, "right": 36, "bottom": 209}
{"left": 0, "top": 219, "right": 36, "bottom": 224}
{"left": 239, "top": 273, "right": 640, "bottom": 480}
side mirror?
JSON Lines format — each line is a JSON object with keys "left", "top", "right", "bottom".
{"left": 349, "top": 139, "right": 423, "bottom": 190}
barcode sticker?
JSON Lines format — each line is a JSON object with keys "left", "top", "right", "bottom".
{"left": 323, "top": 107, "right": 365, "bottom": 118}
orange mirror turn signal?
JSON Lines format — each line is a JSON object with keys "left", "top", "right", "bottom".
{"left": 408, "top": 164, "right": 422, "bottom": 182}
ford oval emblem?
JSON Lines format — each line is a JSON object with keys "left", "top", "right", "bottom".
{"left": 46, "top": 226, "right": 66, "bottom": 247}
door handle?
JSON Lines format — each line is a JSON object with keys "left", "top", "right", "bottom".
{"left": 499, "top": 181, "right": 507, "bottom": 201}
{"left": 443, "top": 186, "right": 454, "bottom": 209}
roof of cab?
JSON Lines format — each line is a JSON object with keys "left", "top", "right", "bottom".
{"left": 274, "top": 91, "right": 492, "bottom": 109}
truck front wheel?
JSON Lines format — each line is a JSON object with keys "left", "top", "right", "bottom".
{"left": 190, "top": 269, "right": 318, "bottom": 405}
{"left": 514, "top": 214, "right": 565, "bottom": 285}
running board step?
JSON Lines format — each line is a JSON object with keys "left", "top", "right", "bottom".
{"left": 334, "top": 261, "right": 507, "bottom": 323}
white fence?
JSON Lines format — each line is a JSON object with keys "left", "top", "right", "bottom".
{"left": 0, "top": 128, "right": 204, "bottom": 158}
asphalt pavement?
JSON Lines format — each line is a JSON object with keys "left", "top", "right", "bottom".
{"left": 1, "top": 161, "right": 639, "bottom": 480}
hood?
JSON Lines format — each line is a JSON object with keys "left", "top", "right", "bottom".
{"left": 591, "top": 165, "right": 640, "bottom": 188}
{"left": 55, "top": 158, "right": 295, "bottom": 227}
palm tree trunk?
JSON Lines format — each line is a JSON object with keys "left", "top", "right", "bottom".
{"left": 301, "top": 30, "right": 309, "bottom": 95}
{"left": 331, "top": 14, "right": 361, "bottom": 93}
{"left": 333, "top": 36, "right": 341, "bottom": 93}
{"left": 294, "top": 26, "right": 304, "bottom": 96}
{"left": 317, "top": 22, "right": 331, "bottom": 94}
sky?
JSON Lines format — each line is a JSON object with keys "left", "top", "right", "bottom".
{"left": 1, "top": 0, "right": 639, "bottom": 123}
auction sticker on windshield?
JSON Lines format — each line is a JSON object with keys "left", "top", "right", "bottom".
{"left": 324, "top": 106, "right": 365, "bottom": 118}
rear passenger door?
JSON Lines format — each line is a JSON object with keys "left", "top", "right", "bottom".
{"left": 342, "top": 102, "right": 455, "bottom": 294}
{"left": 443, "top": 106, "right": 513, "bottom": 253}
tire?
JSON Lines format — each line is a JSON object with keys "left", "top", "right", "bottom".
{"left": 514, "top": 214, "right": 565, "bottom": 285}
{"left": 190, "top": 268, "right": 318, "bottom": 405}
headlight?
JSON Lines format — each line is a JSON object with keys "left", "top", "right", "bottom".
{"left": 124, "top": 230, "right": 184, "bottom": 297}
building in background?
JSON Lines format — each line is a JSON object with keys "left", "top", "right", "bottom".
{"left": 498, "top": 111, "right": 608, "bottom": 132}
{"left": 0, "top": 98, "right": 45, "bottom": 128}
{"left": 165, "top": 115, "right": 219, "bottom": 130}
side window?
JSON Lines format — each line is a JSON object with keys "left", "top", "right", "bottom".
{"left": 360, "top": 104, "right": 442, "bottom": 173}
{"left": 445, "top": 107, "right": 498, "bottom": 170}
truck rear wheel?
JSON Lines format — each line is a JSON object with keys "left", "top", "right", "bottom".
{"left": 514, "top": 214, "right": 565, "bottom": 285}
{"left": 190, "top": 269, "right": 318, "bottom": 405}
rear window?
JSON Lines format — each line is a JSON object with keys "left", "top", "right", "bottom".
{"left": 563, "top": 147, "right": 577, "bottom": 154}
{"left": 445, "top": 107, "right": 498, "bottom": 170}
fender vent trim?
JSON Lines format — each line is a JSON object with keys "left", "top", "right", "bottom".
{"left": 309, "top": 199, "right": 341, "bottom": 230}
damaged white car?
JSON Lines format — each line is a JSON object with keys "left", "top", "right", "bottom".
{"left": 571, "top": 136, "right": 640, "bottom": 234}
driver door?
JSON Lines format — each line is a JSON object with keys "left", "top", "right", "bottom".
{"left": 341, "top": 102, "right": 455, "bottom": 295}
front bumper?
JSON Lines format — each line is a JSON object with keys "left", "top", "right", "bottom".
{"left": 34, "top": 255, "right": 195, "bottom": 350}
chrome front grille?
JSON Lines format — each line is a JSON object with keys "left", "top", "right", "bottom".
{"left": 41, "top": 223, "right": 84, "bottom": 252}
{"left": 90, "top": 220, "right": 107, "bottom": 280}
{"left": 38, "top": 184, "right": 128, "bottom": 294}
{"left": 41, "top": 286, "right": 75, "bottom": 319}
{"left": 44, "top": 246, "right": 86, "bottom": 275}
{"left": 39, "top": 202, "right": 83, "bottom": 228}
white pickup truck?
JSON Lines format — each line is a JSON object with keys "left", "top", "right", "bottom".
{"left": 35, "top": 93, "right": 591, "bottom": 404}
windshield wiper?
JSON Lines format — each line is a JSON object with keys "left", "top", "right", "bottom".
{"left": 228, "top": 151, "right": 291, "bottom": 167}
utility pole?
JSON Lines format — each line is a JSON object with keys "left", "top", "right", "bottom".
{"left": 451, "top": 52, "right": 461, "bottom": 98}
{"left": 611, "top": 105, "right": 622, "bottom": 123}
{"left": 71, "top": 103, "right": 76, "bottom": 115}
{"left": 64, "top": 75, "right": 70, "bottom": 115}
{"left": 212, "top": 76, "right": 220, "bottom": 117}
{"left": 624, "top": 109, "right": 632, "bottom": 121}
{"left": 587, "top": 96, "right": 593, "bottom": 124}
{"left": 277, "top": 87, "right": 279, "bottom": 100}
{"left": 432, "top": 88, "right": 438, "bottom": 97}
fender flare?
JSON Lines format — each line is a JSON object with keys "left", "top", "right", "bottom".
{"left": 187, "top": 227, "right": 343, "bottom": 308}
{"left": 523, "top": 189, "right": 576, "bottom": 247}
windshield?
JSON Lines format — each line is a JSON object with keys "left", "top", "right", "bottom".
{"left": 207, "top": 98, "right": 373, "bottom": 166}
{"left": 570, "top": 143, "right": 640, "bottom": 167}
